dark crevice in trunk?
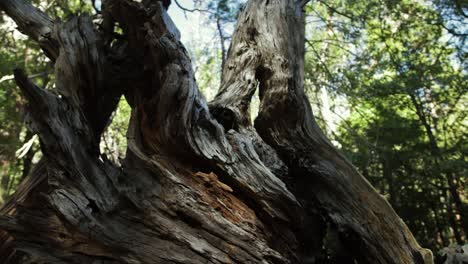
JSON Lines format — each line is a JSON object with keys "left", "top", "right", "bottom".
{"left": 210, "top": 107, "right": 238, "bottom": 132}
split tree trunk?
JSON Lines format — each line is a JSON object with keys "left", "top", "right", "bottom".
{"left": 0, "top": 0, "right": 433, "bottom": 263}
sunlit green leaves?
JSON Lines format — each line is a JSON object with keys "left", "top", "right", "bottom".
{"left": 305, "top": 0, "right": 467, "bottom": 250}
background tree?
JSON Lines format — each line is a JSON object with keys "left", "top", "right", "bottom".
{"left": 303, "top": 0, "right": 467, "bottom": 252}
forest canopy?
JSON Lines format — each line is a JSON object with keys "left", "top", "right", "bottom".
{"left": 0, "top": 0, "right": 466, "bottom": 259}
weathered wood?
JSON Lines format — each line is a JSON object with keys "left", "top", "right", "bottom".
{"left": 0, "top": 0, "right": 58, "bottom": 59}
{"left": 213, "top": 0, "right": 433, "bottom": 263}
{"left": 0, "top": 0, "right": 433, "bottom": 263}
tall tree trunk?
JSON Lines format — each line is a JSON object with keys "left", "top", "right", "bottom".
{"left": 409, "top": 92, "right": 466, "bottom": 242}
{"left": 0, "top": 0, "right": 433, "bottom": 263}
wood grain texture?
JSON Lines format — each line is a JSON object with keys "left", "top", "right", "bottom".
{"left": 0, "top": 0, "right": 58, "bottom": 59}
{"left": 0, "top": 0, "right": 433, "bottom": 263}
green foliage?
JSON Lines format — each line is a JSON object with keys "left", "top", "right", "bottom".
{"left": 192, "top": 47, "right": 222, "bottom": 100}
{"left": 206, "top": 0, "right": 241, "bottom": 23}
{"left": 305, "top": 0, "right": 467, "bottom": 250}
{"left": 0, "top": 0, "right": 93, "bottom": 203}
{"left": 0, "top": 20, "right": 49, "bottom": 202}
{"left": 100, "top": 97, "right": 131, "bottom": 164}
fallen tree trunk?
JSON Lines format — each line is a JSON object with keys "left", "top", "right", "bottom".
{"left": 0, "top": 0, "right": 432, "bottom": 263}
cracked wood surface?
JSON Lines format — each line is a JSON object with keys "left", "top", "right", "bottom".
{"left": 0, "top": 0, "right": 432, "bottom": 263}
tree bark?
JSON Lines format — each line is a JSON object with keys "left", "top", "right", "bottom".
{"left": 0, "top": 0, "right": 433, "bottom": 263}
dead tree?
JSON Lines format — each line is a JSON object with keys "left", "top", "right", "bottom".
{"left": 0, "top": 0, "right": 433, "bottom": 263}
